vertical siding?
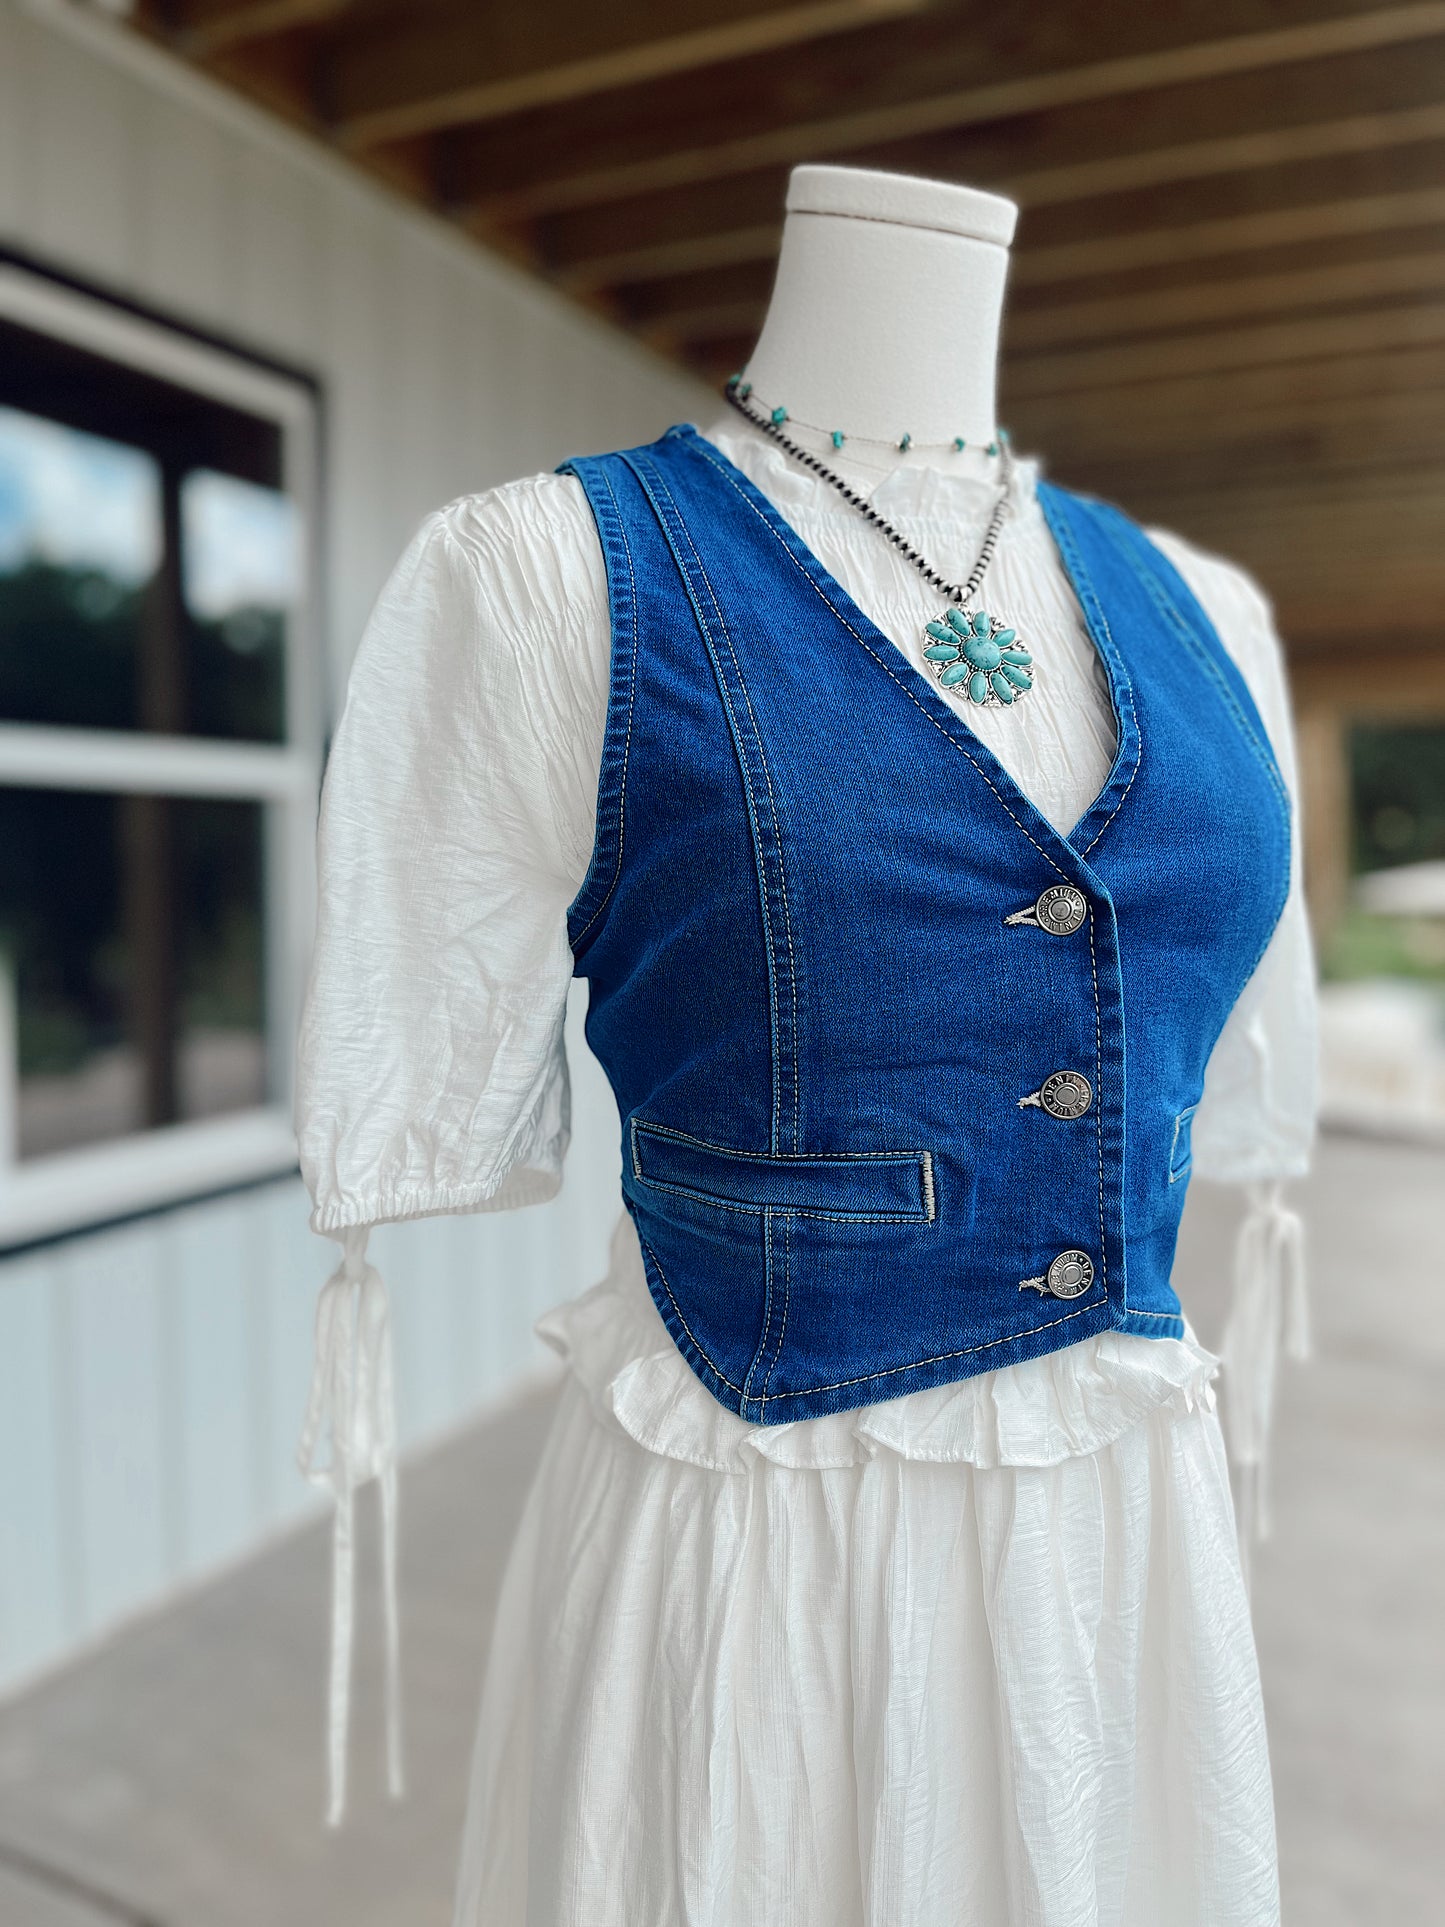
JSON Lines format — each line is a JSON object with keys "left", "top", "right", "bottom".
{"left": 0, "top": 0, "right": 710, "bottom": 1692}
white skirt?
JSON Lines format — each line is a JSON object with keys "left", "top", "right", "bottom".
{"left": 451, "top": 1214, "right": 1279, "bottom": 1927}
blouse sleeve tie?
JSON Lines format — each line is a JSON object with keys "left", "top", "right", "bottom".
{"left": 1221, "top": 1179, "right": 1310, "bottom": 1585}
{"left": 296, "top": 1225, "right": 404, "bottom": 1825}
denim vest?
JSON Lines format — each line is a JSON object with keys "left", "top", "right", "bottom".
{"left": 558, "top": 425, "right": 1290, "bottom": 1424}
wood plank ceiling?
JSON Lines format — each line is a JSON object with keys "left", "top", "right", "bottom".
{"left": 129, "top": 0, "right": 1445, "bottom": 700}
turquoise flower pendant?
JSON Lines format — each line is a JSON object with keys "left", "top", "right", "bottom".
{"left": 923, "top": 606, "right": 1033, "bottom": 708}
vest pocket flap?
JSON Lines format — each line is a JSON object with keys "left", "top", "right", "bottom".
{"left": 629, "top": 1120, "right": 936, "bottom": 1221}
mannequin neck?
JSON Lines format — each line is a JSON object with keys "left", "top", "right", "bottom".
{"left": 733, "top": 167, "right": 1017, "bottom": 482}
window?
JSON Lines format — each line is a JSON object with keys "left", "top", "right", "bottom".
{"left": 0, "top": 259, "right": 321, "bottom": 1245}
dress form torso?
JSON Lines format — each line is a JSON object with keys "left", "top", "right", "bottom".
{"left": 292, "top": 169, "right": 1318, "bottom": 1894}
{"left": 718, "top": 163, "right": 1117, "bottom": 827}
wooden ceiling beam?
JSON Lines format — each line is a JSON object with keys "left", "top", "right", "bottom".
{"left": 1012, "top": 357, "right": 1445, "bottom": 462}
{"left": 626, "top": 234, "right": 1445, "bottom": 349}
{"left": 1068, "top": 445, "right": 1445, "bottom": 507}
{"left": 454, "top": 2, "right": 1445, "bottom": 221}
{"left": 1014, "top": 339, "right": 1445, "bottom": 444}
{"left": 954, "top": 100, "right": 1445, "bottom": 216}
{"left": 1006, "top": 301, "right": 1445, "bottom": 399}
{"left": 563, "top": 182, "right": 1445, "bottom": 296}
{"left": 1011, "top": 250, "right": 1445, "bottom": 352}
{"left": 1013, "top": 184, "right": 1445, "bottom": 288}
{"left": 552, "top": 226, "right": 785, "bottom": 295}
{"left": 168, "top": 0, "right": 351, "bottom": 58}
{"left": 535, "top": 131, "right": 1445, "bottom": 280}
{"left": 326, "top": 0, "right": 925, "bottom": 150}
{"left": 1022, "top": 131, "right": 1445, "bottom": 251}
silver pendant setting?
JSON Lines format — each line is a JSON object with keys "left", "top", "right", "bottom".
{"left": 921, "top": 606, "right": 1034, "bottom": 708}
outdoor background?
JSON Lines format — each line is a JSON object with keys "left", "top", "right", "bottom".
{"left": 0, "top": 1, "right": 1441, "bottom": 1922}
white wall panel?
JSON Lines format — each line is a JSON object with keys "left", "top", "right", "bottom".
{"left": 0, "top": 0, "right": 705, "bottom": 1693}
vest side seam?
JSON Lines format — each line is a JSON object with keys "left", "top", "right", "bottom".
{"left": 621, "top": 452, "right": 785, "bottom": 1147}
{"left": 662, "top": 494, "right": 805, "bottom": 1157}
{"left": 625, "top": 449, "right": 802, "bottom": 1157}
{"left": 757, "top": 1209, "right": 793, "bottom": 1418}
{"left": 559, "top": 458, "right": 641, "bottom": 956}
{"left": 739, "top": 1208, "right": 776, "bottom": 1410}
{"left": 637, "top": 1227, "right": 748, "bottom": 1397}
{"left": 682, "top": 442, "right": 1077, "bottom": 887}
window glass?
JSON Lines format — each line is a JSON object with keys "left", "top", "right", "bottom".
{"left": 0, "top": 789, "right": 267, "bottom": 1160}
{"left": 182, "top": 468, "right": 296, "bottom": 742}
{"left": 0, "top": 406, "right": 161, "bottom": 732}
{"left": 0, "top": 409, "right": 291, "bottom": 742}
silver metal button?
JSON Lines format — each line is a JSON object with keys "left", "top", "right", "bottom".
{"left": 1036, "top": 886, "right": 1088, "bottom": 935}
{"left": 1005, "top": 885, "right": 1088, "bottom": 936}
{"left": 1040, "top": 1070, "right": 1092, "bottom": 1119}
{"left": 1018, "top": 1249, "right": 1096, "bottom": 1300}
{"left": 1047, "top": 1250, "right": 1094, "bottom": 1298}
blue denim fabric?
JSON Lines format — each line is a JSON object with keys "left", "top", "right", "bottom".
{"left": 557, "top": 425, "right": 1290, "bottom": 1423}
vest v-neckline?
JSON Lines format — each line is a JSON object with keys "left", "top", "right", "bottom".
{"left": 673, "top": 423, "right": 1142, "bottom": 865}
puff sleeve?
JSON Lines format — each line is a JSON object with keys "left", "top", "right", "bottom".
{"left": 295, "top": 495, "right": 602, "bottom": 1233}
{"left": 292, "top": 477, "right": 609, "bottom": 1820}
{"left": 1148, "top": 527, "right": 1321, "bottom": 1564}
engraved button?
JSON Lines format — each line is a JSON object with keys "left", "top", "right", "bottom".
{"left": 1040, "top": 1070, "right": 1093, "bottom": 1119}
{"left": 1046, "top": 1250, "right": 1094, "bottom": 1299}
{"left": 1036, "top": 885, "right": 1087, "bottom": 935}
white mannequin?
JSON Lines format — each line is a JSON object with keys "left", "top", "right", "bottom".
{"left": 705, "top": 161, "right": 1120, "bottom": 809}
{"left": 727, "top": 164, "right": 1018, "bottom": 487}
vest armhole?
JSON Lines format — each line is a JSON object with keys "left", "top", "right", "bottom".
{"left": 1107, "top": 497, "right": 1294, "bottom": 992}
{"left": 1117, "top": 505, "right": 1283, "bottom": 790}
{"left": 555, "top": 453, "right": 642, "bottom": 962}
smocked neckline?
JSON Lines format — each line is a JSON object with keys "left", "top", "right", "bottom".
{"left": 700, "top": 415, "right": 1043, "bottom": 522}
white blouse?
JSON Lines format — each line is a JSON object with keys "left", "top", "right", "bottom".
{"left": 293, "top": 416, "right": 1319, "bottom": 1819}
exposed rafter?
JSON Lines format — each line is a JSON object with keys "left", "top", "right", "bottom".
{"left": 169, "top": 0, "right": 352, "bottom": 59}
{"left": 456, "top": 3, "right": 1445, "bottom": 220}
{"left": 328, "top": 0, "right": 926, "bottom": 150}
{"left": 117, "top": 0, "right": 1445, "bottom": 664}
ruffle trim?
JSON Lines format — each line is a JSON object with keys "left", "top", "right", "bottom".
{"left": 536, "top": 1217, "right": 1220, "bottom": 1475}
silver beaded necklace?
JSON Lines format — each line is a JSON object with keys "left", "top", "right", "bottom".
{"left": 723, "top": 376, "right": 1034, "bottom": 711}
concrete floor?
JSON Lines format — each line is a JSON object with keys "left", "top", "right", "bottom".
{"left": 0, "top": 1132, "right": 1440, "bottom": 1926}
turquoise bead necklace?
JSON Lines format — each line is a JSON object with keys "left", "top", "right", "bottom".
{"left": 723, "top": 375, "right": 1033, "bottom": 711}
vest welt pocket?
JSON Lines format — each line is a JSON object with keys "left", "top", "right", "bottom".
{"left": 629, "top": 1119, "right": 936, "bottom": 1222}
